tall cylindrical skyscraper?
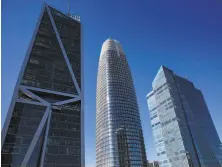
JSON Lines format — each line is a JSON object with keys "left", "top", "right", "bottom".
{"left": 96, "top": 38, "right": 147, "bottom": 167}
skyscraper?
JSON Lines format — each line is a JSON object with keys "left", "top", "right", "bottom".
{"left": 1, "top": 4, "right": 84, "bottom": 167}
{"left": 96, "top": 38, "right": 147, "bottom": 167}
{"left": 146, "top": 66, "right": 222, "bottom": 167}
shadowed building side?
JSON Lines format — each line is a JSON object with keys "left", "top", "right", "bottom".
{"left": 116, "top": 127, "right": 130, "bottom": 167}
{"left": 1, "top": 4, "right": 84, "bottom": 167}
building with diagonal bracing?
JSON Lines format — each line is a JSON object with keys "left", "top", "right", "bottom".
{"left": 1, "top": 4, "right": 84, "bottom": 167}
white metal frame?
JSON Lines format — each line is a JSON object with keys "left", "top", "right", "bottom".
{"left": 20, "top": 85, "right": 78, "bottom": 98}
{"left": 53, "top": 96, "right": 81, "bottom": 105}
{"left": 39, "top": 106, "right": 52, "bottom": 167}
{"left": 20, "top": 86, "right": 49, "bottom": 106}
{"left": 20, "top": 106, "right": 50, "bottom": 166}
{"left": 16, "top": 99, "right": 47, "bottom": 107}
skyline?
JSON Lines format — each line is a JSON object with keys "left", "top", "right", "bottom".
{"left": 2, "top": 0, "right": 222, "bottom": 167}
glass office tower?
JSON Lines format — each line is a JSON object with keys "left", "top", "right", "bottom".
{"left": 146, "top": 66, "right": 222, "bottom": 167}
{"left": 96, "top": 38, "right": 147, "bottom": 167}
{"left": 1, "top": 4, "right": 84, "bottom": 167}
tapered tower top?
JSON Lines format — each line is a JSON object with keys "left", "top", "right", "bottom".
{"left": 100, "top": 37, "right": 124, "bottom": 56}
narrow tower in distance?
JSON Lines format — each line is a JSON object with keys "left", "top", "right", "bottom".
{"left": 96, "top": 38, "right": 147, "bottom": 167}
{"left": 1, "top": 4, "right": 84, "bottom": 167}
{"left": 146, "top": 66, "right": 222, "bottom": 167}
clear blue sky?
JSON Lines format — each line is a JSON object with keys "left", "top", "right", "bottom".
{"left": 2, "top": 0, "right": 222, "bottom": 166}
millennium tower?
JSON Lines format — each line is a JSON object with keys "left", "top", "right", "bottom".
{"left": 96, "top": 38, "right": 147, "bottom": 167}
{"left": 1, "top": 4, "right": 84, "bottom": 167}
{"left": 146, "top": 66, "right": 222, "bottom": 167}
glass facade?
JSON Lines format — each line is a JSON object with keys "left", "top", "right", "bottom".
{"left": 147, "top": 66, "right": 222, "bottom": 167}
{"left": 1, "top": 4, "right": 83, "bottom": 167}
{"left": 147, "top": 161, "right": 159, "bottom": 167}
{"left": 2, "top": 103, "right": 46, "bottom": 166}
{"left": 96, "top": 38, "right": 147, "bottom": 167}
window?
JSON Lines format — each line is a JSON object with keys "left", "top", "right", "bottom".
{"left": 29, "top": 59, "right": 39, "bottom": 64}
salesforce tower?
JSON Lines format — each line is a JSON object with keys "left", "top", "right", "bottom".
{"left": 96, "top": 38, "right": 147, "bottom": 167}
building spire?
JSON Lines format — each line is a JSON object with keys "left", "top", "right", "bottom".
{"left": 68, "top": 0, "right": 70, "bottom": 16}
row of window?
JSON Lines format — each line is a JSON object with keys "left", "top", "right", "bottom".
{"left": 152, "top": 122, "right": 161, "bottom": 127}
{"left": 161, "top": 117, "right": 178, "bottom": 126}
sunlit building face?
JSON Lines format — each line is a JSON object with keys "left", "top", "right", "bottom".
{"left": 147, "top": 66, "right": 222, "bottom": 167}
{"left": 96, "top": 38, "right": 147, "bottom": 167}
